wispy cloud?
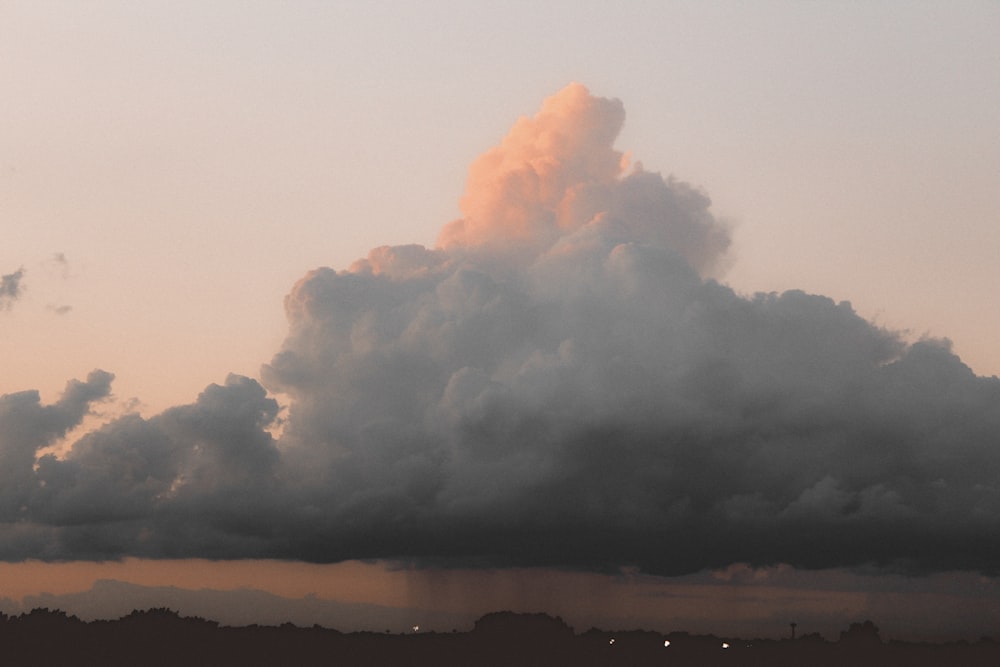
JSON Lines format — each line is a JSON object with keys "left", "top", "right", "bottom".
{"left": 46, "top": 252, "right": 71, "bottom": 280}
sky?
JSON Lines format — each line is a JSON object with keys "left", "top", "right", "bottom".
{"left": 1, "top": 0, "right": 999, "bottom": 641}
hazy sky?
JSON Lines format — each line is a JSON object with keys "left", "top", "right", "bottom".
{"left": 3, "top": 1, "right": 998, "bottom": 412}
{"left": 2, "top": 0, "right": 999, "bottom": 639}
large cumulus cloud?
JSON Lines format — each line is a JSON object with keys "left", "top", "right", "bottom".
{"left": 2, "top": 84, "right": 999, "bottom": 574}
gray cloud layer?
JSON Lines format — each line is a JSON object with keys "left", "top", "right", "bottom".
{"left": 1, "top": 85, "right": 998, "bottom": 574}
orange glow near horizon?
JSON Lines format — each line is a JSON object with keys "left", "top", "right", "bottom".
{"left": 0, "top": 559, "right": 411, "bottom": 606}
{"left": 0, "top": 558, "right": 997, "bottom": 641}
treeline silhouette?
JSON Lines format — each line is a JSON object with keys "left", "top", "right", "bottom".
{"left": 1, "top": 607, "right": 997, "bottom": 666}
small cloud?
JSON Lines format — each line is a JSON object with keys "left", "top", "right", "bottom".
{"left": 47, "top": 304, "right": 72, "bottom": 316}
{"left": 46, "top": 253, "right": 71, "bottom": 280}
{"left": 0, "top": 268, "right": 25, "bottom": 310}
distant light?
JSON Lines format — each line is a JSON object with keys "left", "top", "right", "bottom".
{"left": 609, "top": 638, "right": 615, "bottom": 645}
{"left": 663, "top": 640, "right": 671, "bottom": 647}
{"left": 722, "top": 642, "right": 730, "bottom": 649}
{"left": 412, "top": 625, "right": 420, "bottom": 633}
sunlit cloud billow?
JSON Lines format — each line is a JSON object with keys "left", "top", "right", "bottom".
{"left": 2, "top": 84, "right": 999, "bottom": 576}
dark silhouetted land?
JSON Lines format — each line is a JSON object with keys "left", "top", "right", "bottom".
{"left": 2, "top": 608, "right": 997, "bottom": 666}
